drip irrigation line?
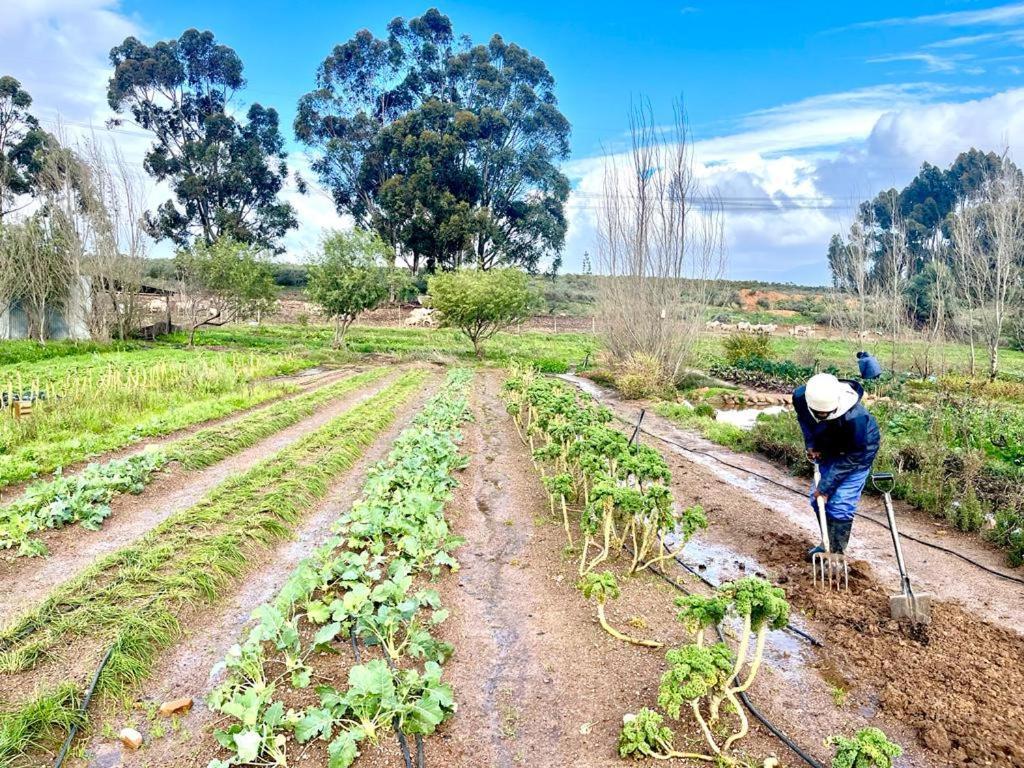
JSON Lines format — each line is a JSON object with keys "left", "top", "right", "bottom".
{"left": 666, "top": 547, "right": 823, "bottom": 648}
{"left": 642, "top": 560, "right": 824, "bottom": 768}
{"left": 416, "top": 734, "right": 425, "bottom": 768}
{"left": 559, "top": 375, "right": 1024, "bottom": 589}
{"left": 633, "top": 420, "right": 1024, "bottom": 588}
{"left": 52, "top": 644, "right": 115, "bottom": 768}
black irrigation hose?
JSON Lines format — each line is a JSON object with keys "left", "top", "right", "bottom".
{"left": 562, "top": 375, "right": 1024, "bottom": 589}
{"left": 644, "top": 561, "right": 825, "bottom": 768}
{"left": 667, "top": 549, "right": 823, "bottom": 648}
{"left": 52, "top": 644, "right": 115, "bottom": 768}
{"left": 633, "top": 420, "right": 1024, "bottom": 588}
{"left": 416, "top": 733, "right": 425, "bottom": 768}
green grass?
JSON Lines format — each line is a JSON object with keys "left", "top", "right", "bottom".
{"left": 159, "top": 322, "right": 596, "bottom": 373}
{"left": 693, "top": 335, "right": 1024, "bottom": 379}
{"left": 0, "top": 371, "right": 427, "bottom": 765}
{"left": 0, "top": 348, "right": 314, "bottom": 489}
{"left": 0, "top": 367, "right": 390, "bottom": 555}
{"left": 0, "top": 340, "right": 141, "bottom": 366}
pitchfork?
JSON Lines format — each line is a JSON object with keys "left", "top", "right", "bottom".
{"left": 812, "top": 464, "right": 848, "bottom": 590}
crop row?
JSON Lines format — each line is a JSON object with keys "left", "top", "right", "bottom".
{"left": 206, "top": 369, "right": 474, "bottom": 768}
{"left": 0, "top": 367, "right": 390, "bottom": 556}
{"left": 502, "top": 368, "right": 706, "bottom": 578}
{"left": 504, "top": 369, "right": 903, "bottom": 767}
{"left": 0, "top": 370, "right": 427, "bottom": 766}
{"left": 1, "top": 348, "right": 315, "bottom": 489}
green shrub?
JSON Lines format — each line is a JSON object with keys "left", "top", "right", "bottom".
{"left": 616, "top": 353, "right": 667, "bottom": 399}
{"left": 722, "top": 332, "right": 774, "bottom": 365}
{"left": 693, "top": 402, "right": 715, "bottom": 418}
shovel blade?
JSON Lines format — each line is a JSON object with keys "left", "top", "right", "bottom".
{"left": 889, "top": 592, "right": 933, "bottom": 625}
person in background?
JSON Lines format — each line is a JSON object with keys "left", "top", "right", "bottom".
{"left": 857, "top": 350, "right": 882, "bottom": 380}
{"left": 792, "top": 373, "right": 880, "bottom": 558}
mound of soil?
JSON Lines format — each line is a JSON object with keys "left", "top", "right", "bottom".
{"left": 760, "top": 532, "right": 1024, "bottom": 768}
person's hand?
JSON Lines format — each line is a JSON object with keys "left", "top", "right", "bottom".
{"left": 806, "top": 449, "right": 821, "bottom": 462}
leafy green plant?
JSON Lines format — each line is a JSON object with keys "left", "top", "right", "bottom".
{"left": 722, "top": 332, "right": 774, "bottom": 365}
{"left": 577, "top": 572, "right": 662, "bottom": 648}
{"left": 620, "top": 576, "right": 789, "bottom": 764}
{"left": 206, "top": 370, "right": 473, "bottom": 768}
{"left": 428, "top": 269, "right": 539, "bottom": 357}
{"left": 829, "top": 728, "right": 903, "bottom": 768}
{"left": 618, "top": 708, "right": 713, "bottom": 762}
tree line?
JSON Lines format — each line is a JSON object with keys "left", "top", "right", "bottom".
{"left": 0, "top": 8, "right": 571, "bottom": 342}
{"left": 826, "top": 149, "right": 1024, "bottom": 379}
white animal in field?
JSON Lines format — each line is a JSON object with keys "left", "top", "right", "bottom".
{"left": 705, "top": 320, "right": 723, "bottom": 330}
{"left": 405, "top": 307, "right": 438, "bottom": 327}
{"left": 718, "top": 323, "right": 735, "bottom": 331}
{"left": 790, "top": 325, "right": 815, "bottom": 337}
{"left": 751, "top": 323, "right": 777, "bottom": 334}
{"left": 858, "top": 330, "right": 871, "bottom": 340}
{"left": 737, "top": 321, "right": 754, "bottom": 331}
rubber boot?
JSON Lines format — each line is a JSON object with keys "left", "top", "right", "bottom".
{"left": 826, "top": 518, "right": 853, "bottom": 554}
{"left": 805, "top": 544, "right": 825, "bottom": 563}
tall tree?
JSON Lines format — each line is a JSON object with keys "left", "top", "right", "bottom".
{"left": 295, "top": 8, "right": 570, "bottom": 273}
{"left": 0, "top": 76, "right": 51, "bottom": 221}
{"left": 107, "top": 29, "right": 297, "bottom": 251}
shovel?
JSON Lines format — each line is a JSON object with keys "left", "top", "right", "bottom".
{"left": 812, "top": 464, "right": 848, "bottom": 590}
{"left": 871, "top": 472, "right": 933, "bottom": 625}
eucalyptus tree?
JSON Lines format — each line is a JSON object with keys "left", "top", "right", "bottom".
{"left": 107, "top": 29, "right": 296, "bottom": 251}
{"left": 295, "top": 9, "right": 570, "bottom": 272}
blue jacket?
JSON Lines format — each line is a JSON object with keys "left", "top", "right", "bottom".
{"left": 858, "top": 354, "right": 882, "bottom": 380}
{"left": 792, "top": 379, "right": 880, "bottom": 497}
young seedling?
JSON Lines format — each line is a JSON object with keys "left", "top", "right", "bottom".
{"left": 618, "top": 708, "right": 716, "bottom": 762}
{"left": 577, "top": 571, "right": 663, "bottom": 648}
{"left": 829, "top": 728, "right": 903, "bottom": 768}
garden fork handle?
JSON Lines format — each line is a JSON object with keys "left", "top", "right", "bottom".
{"left": 813, "top": 463, "right": 831, "bottom": 553}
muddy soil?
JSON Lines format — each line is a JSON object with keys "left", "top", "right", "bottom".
{"left": 0, "top": 367, "right": 393, "bottom": 628}
{"left": 563, "top": 377, "right": 1024, "bottom": 768}
{"left": 422, "top": 373, "right": 788, "bottom": 768}
{"left": 75, "top": 376, "right": 441, "bottom": 768}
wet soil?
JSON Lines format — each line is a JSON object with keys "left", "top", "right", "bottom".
{"left": 0, "top": 367, "right": 392, "bottom": 628}
{"left": 75, "top": 376, "right": 441, "bottom": 768}
{"left": 422, "top": 372, "right": 788, "bottom": 768}
{"left": 562, "top": 376, "right": 1024, "bottom": 768}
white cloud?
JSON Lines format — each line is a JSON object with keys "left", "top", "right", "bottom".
{"left": 846, "top": 2, "right": 1024, "bottom": 30}
{"left": 868, "top": 52, "right": 973, "bottom": 73}
{"left": 563, "top": 87, "right": 1024, "bottom": 283}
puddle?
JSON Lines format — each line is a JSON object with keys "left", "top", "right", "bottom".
{"left": 557, "top": 373, "right": 607, "bottom": 400}
{"left": 715, "top": 405, "right": 786, "bottom": 430}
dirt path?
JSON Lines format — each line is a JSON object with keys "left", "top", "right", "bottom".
{"left": 0, "top": 367, "right": 395, "bottom": 628}
{"left": 76, "top": 375, "right": 441, "bottom": 768}
{"left": 421, "top": 372, "right": 788, "bottom": 768}
{"left": 561, "top": 376, "right": 1024, "bottom": 768}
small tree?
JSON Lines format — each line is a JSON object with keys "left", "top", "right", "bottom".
{"left": 307, "top": 230, "right": 401, "bottom": 347}
{"left": 174, "top": 237, "right": 276, "bottom": 346}
{"left": 427, "top": 268, "right": 537, "bottom": 357}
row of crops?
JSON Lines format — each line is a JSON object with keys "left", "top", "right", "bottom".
{"left": 502, "top": 368, "right": 902, "bottom": 767}
{"left": 1, "top": 348, "right": 316, "bottom": 489}
{"left": 0, "top": 368, "right": 390, "bottom": 556}
{"left": 206, "top": 369, "right": 474, "bottom": 767}
{"left": 0, "top": 370, "right": 428, "bottom": 765}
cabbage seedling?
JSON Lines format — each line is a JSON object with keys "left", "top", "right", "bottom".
{"left": 656, "top": 643, "right": 734, "bottom": 758}
{"left": 577, "top": 571, "right": 663, "bottom": 648}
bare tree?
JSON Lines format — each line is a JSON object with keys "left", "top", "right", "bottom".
{"left": 951, "top": 156, "right": 1024, "bottom": 380}
{"left": 0, "top": 215, "right": 75, "bottom": 341}
{"left": 76, "top": 135, "right": 150, "bottom": 340}
{"left": 595, "top": 100, "right": 726, "bottom": 383}
{"left": 950, "top": 198, "right": 983, "bottom": 377}
{"left": 826, "top": 215, "right": 875, "bottom": 341}
{"left": 880, "top": 194, "right": 911, "bottom": 374}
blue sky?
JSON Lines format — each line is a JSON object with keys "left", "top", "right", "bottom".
{"left": 3, "top": 1, "right": 1024, "bottom": 282}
